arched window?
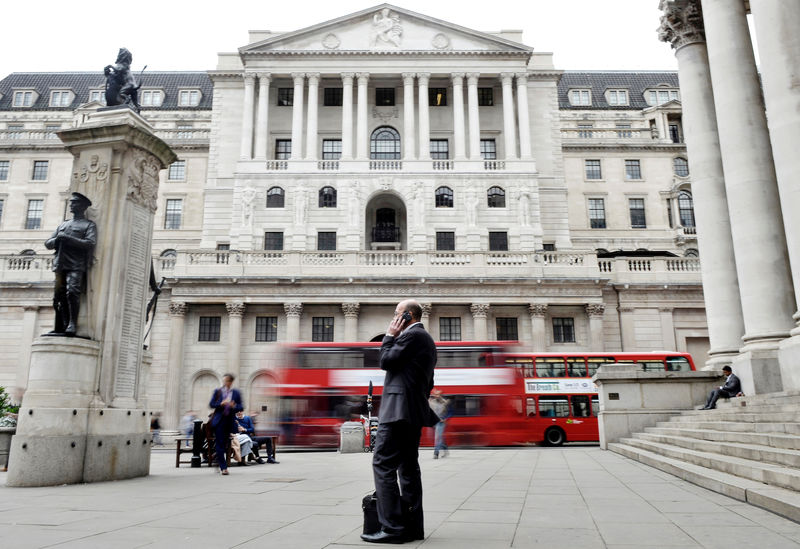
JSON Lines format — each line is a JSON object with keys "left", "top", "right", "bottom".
{"left": 684, "top": 248, "right": 699, "bottom": 257}
{"left": 319, "top": 186, "right": 337, "bottom": 208}
{"left": 678, "top": 191, "right": 695, "bottom": 227}
{"left": 19, "top": 249, "right": 36, "bottom": 255}
{"left": 159, "top": 249, "right": 177, "bottom": 269}
{"left": 266, "top": 186, "right": 285, "bottom": 208}
{"left": 673, "top": 157, "right": 689, "bottom": 177}
{"left": 370, "top": 126, "right": 401, "bottom": 160}
{"left": 435, "top": 186, "right": 453, "bottom": 208}
{"left": 487, "top": 186, "right": 506, "bottom": 208}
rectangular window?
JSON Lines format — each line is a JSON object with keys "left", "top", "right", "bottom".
{"left": 264, "top": 231, "right": 284, "bottom": 251}
{"left": 89, "top": 90, "right": 105, "bottom": 104}
{"left": 140, "top": 90, "right": 163, "bottom": 107}
{"left": 323, "top": 88, "right": 343, "bottom": 106}
{"left": 543, "top": 243, "right": 556, "bottom": 252}
{"left": 168, "top": 160, "right": 186, "bottom": 181}
{"left": 478, "top": 87, "right": 494, "bottom": 106}
{"left": 669, "top": 124, "right": 681, "bottom": 143}
{"left": 312, "top": 317, "right": 334, "bottom": 342}
{"left": 317, "top": 231, "right": 337, "bottom": 251}
{"left": 14, "top": 91, "right": 34, "bottom": 107}
{"left": 589, "top": 198, "right": 606, "bottom": 229}
{"left": 667, "top": 198, "right": 674, "bottom": 228}
{"left": 275, "top": 139, "right": 291, "bottom": 160}
{"left": 480, "top": 139, "right": 497, "bottom": 160}
{"left": 629, "top": 198, "right": 647, "bottom": 228}
{"left": 429, "top": 139, "right": 449, "bottom": 160}
{"left": 50, "top": 91, "right": 71, "bottom": 107}
{"left": 178, "top": 90, "right": 200, "bottom": 106}
{"left": 616, "top": 123, "right": 632, "bottom": 138}
{"left": 539, "top": 396, "right": 570, "bottom": 418}
{"left": 577, "top": 124, "right": 593, "bottom": 139}
{"left": 625, "top": 159, "right": 641, "bottom": 180}
{"left": 164, "top": 199, "right": 183, "bottom": 230}
{"left": 607, "top": 90, "right": 628, "bottom": 105}
{"left": 45, "top": 124, "right": 60, "bottom": 139}
{"left": 25, "top": 199, "right": 44, "bottom": 229}
{"left": 198, "top": 316, "right": 221, "bottom": 342}
{"left": 322, "top": 139, "right": 342, "bottom": 160}
{"left": 31, "top": 160, "right": 49, "bottom": 181}
{"left": 553, "top": 318, "right": 575, "bottom": 343}
{"left": 277, "top": 88, "right": 293, "bottom": 106}
{"left": 7, "top": 124, "right": 23, "bottom": 139}
{"left": 176, "top": 123, "right": 193, "bottom": 139}
{"left": 436, "top": 231, "right": 455, "bottom": 251}
{"left": 489, "top": 231, "right": 508, "bottom": 251}
{"left": 376, "top": 88, "right": 395, "bottom": 106}
{"left": 569, "top": 89, "right": 591, "bottom": 106}
{"left": 0, "top": 161, "right": 9, "bottom": 180}
{"left": 496, "top": 318, "right": 518, "bottom": 341}
{"left": 429, "top": 88, "right": 447, "bottom": 106}
{"left": 585, "top": 159, "right": 602, "bottom": 180}
{"left": 255, "top": 316, "right": 278, "bottom": 342}
{"left": 439, "top": 317, "right": 461, "bottom": 341}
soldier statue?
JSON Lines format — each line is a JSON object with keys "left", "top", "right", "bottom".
{"left": 45, "top": 193, "right": 97, "bottom": 336}
{"left": 104, "top": 48, "right": 142, "bottom": 113}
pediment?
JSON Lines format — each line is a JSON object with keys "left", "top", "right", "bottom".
{"left": 240, "top": 4, "right": 532, "bottom": 55}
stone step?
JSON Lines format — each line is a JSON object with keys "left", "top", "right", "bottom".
{"left": 634, "top": 431, "right": 800, "bottom": 467}
{"left": 716, "top": 391, "right": 800, "bottom": 409}
{"left": 609, "top": 442, "right": 800, "bottom": 523}
{"left": 671, "top": 410, "right": 800, "bottom": 423}
{"left": 619, "top": 436, "right": 800, "bottom": 492}
{"left": 645, "top": 426, "right": 800, "bottom": 451}
{"left": 655, "top": 420, "right": 800, "bottom": 436}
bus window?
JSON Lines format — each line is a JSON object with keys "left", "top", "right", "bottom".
{"left": 538, "top": 396, "right": 569, "bottom": 418}
{"left": 526, "top": 397, "right": 536, "bottom": 417}
{"left": 567, "top": 357, "right": 587, "bottom": 377}
{"left": 450, "top": 395, "right": 482, "bottom": 417}
{"left": 507, "top": 357, "right": 535, "bottom": 377}
{"left": 666, "top": 356, "right": 692, "bottom": 371}
{"left": 587, "top": 357, "right": 615, "bottom": 377}
{"left": 536, "top": 357, "right": 566, "bottom": 377}
{"left": 591, "top": 396, "right": 599, "bottom": 416}
{"left": 571, "top": 395, "right": 591, "bottom": 417}
{"left": 437, "top": 350, "right": 490, "bottom": 368}
{"left": 639, "top": 360, "right": 665, "bottom": 372}
{"left": 297, "top": 348, "right": 379, "bottom": 368}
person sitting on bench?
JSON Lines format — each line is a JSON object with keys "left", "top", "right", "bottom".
{"left": 236, "top": 411, "right": 279, "bottom": 464}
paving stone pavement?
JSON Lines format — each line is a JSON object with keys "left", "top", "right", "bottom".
{"left": 1, "top": 446, "right": 799, "bottom": 548}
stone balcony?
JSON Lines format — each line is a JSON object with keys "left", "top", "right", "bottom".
{"left": 560, "top": 128, "right": 685, "bottom": 146}
{"left": 0, "top": 128, "right": 210, "bottom": 149}
{"left": 251, "top": 158, "right": 535, "bottom": 174}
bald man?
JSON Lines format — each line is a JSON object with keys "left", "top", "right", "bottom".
{"left": 362, "top": 300, "right": 438, "bottom": 544}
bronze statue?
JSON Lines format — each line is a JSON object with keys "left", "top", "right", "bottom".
{"left": 45, "top": 193, "right": 97, "bottom": 336}
{"left": 104, "top": 48, "right": 142, "bottom": 113}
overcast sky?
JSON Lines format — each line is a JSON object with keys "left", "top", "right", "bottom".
{"left": 2, "top": 0, "right": 684, "bottom": 75}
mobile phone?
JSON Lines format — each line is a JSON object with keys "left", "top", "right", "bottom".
{"left": 401, "top": 311, "right": 412, "bottom": 323}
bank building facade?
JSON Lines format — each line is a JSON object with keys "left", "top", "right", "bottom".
{"left": 0, "top": 5, "right": 709, "bottom": 432}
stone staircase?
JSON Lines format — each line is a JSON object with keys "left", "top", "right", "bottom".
{"left": 609, "top": 391, "right": 800, "bottom": 522}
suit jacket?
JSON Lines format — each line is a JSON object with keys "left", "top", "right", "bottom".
{"left": 722, "top": 373, "right": 741, "bottom": 395}
{"left": 209, "top": 387, "right": 243, "bottom": 431}
{"left": 378, "top": 323, "right": 438, "bottom": 428}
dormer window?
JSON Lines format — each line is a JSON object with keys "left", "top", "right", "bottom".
{"left": 178, "top": 89, "right": 201, "bottom": 107}
{"left": 140, "top": 90, "right": 164, "bottom": 107}
{"left": 606, "top": 89, "right": 629, "bottom": 106}
{"left": 49, "top": 90, "right": 73, "bottom": 107}
{"left": 13, "top": 90, "right": 35, "bottom": 107}
{"left": 646, "top": 88, "right": 679, "bottom": 106}
{"left": 569, "top": 89, "right": 591, "bottom": 106}
{"left": 89, "top": 90, "right": 106, "bottom": 105}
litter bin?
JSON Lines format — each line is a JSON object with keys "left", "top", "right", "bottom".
{"left": 340, "top": 421, "right": 365, "bottom": 453}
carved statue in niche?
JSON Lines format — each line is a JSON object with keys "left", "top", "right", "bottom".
{"left": 241, "top": 186, "right": 257, "bottom": 228}
{"left": 294, "top": 184, "right": 307, "bottom": 225}
{"left": 104, "top": 48, "right": 142, "bottom": 113}
{"left": 518, "top": 186, "right": 531, "bottom": 227}
{"left": 371, "top": 8, "right": 402, "bottom": 47}
{"left": 413, "top": 182, "right": 425, "bottom": 227}
{"left": 465, "top": 188, "right": 479, "bottom": 227}
{"left": 349, "top": 182, "right": 361, "bottom": 227}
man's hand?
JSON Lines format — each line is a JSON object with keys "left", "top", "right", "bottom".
{"left": 386, "top": 314, "right": 405, "bottom": 337}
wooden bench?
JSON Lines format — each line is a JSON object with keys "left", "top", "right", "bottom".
{"left": 175, "top": 437, "right": 195, "bottom": 468}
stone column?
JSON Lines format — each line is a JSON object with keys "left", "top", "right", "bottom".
{"left": 660, "top": 307, "right": 677, "bottom": 350}
{"left": 356, "top": 73, "right": 369, "bottom": 160}
{"left": 618, "top": 306, "right": 636, "bottom": 351}
{"left": 226, "top": 302, "right": 245, "bottom": 380}
{"left": 451, "top": 73, "right": 466, "bottom": 160}
{"left": 466, "top": 73, "right": 481, "bottom": 159}
{"left": 417, "top": 73, "right": 431, "bottom": 160}
{"left": 14, "top": 305, "right": 39, "bottom": 399}
{"left": 528, "top": 304, "right": 548, "bottom": 350}
{"left": 240, "top": 73, "right": 256, "bottom": 159}
{"left": 470, "top": 303, "right": 490, "bottom": 341}
{"left": 163, "top": 301, "right": 187, "bottom": 433}
{"left": 290, "top": 73, "right": 305, "bottom": 160}
{"left": 500, "top": 73, "right": 517, "bottom": 160}
{"left": 254, "top": 73, "right": 271, "bottom": 160}
{"left": 702, "top": 0, "right": 795, "bottom": 393}
{"left": 342, "top": 302, "right": 360, "bottom": 342}
{"left": 516, "top": 73, "right": 532, "bottom": 159}
{"left": 402, "top": 73, "right": 416, "bottom": 160}
{"left": 421, "top": 303, "right": 432, "bottom": 329}
{"left": 284, "top": 302, "right": 303, "bottom": 342}
{"left": 658, "top": 0, "right": 744, "bottom": 368}
{"left": 341, "top": 73, "right": 355, "bottom": 160}
{"left": 305, "top": 73, "right": 320, "bottom": 160}
{"left": 585, "top": 303, "right": 605, "bottom": 352}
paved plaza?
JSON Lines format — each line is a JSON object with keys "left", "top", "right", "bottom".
{"left": 1, "top": 446, "right": 799, "bottom": 548}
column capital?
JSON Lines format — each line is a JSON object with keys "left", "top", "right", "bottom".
{"left": 658, "top": 306, "right": 674, "bottom": 313}
{"left": 256, "top": 72, "right": 272, "bottom": 82}
{"left": 658, "top": 0, "right": 705, "bottom": 50}
{"left": 242, "top": 72, "right": 257, "bottom": 84}
{"left": 470, "top": 303, "right": 491, "bottom": 318}
{"left": 499, "top": 72, "right": 515, "bottom": 85}
{"left": 416, "top": 72, "right": 431, "bottom": 84}
{"left": 514, "top": 72, "right": 529, "bottom": 85}
{"left": 169, "top": 301, "right": 187, "bottom": 317}
{"left": 402, "top": 73, "right": 416, "bottom": 83}
{"left": 618, "top": 306, "right": 635, "bottom": 314}
{"left": 466, "top": 73, "right": 480, "bottom": 85}
{"left": 306, "top": 72, "right": 321, "bottom": 85}
{"left": 528, "top": 304, "right": 548, "bottom": 317}
{"left": 291, "top": 72, "right": 305, "bottom": 83}
{"left": 341, "top": 72, "right": 355, "bottom": 83}
{"left": 284, "top": 302, "right": 303, "bottom": 318}
{"left": 451, "top": 72, "right": 465, "bottom": 82}
{"left": 585, "top": 303, "right": 606, "bottom": 318}
{"left": 226, "top": 301, "right": 246, "bottom": 317}
{"left": 23, "top": 305, "right": 40, "bottom": 312}
{"left": 342, "top": 302, "right": 361, "bottom": 318}
{"left": 356, "top": 72, "right": 370, "bottom": 83}
{"left": 421, "top": 303, "right": 432, "bottom": 317}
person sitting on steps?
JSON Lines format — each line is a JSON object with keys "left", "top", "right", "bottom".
{"left": 701, "top": 365, "right": 741, "bottom": 410}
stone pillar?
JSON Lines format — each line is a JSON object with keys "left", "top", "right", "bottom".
{"left": 466, "top": 73, "right": 481, "bottom": 159}
{"left": 226, "top": 302, "right": 245, "bottom": 381}
{"left": 516, "top": 73, "right": 532, "bottom": 159}
{"left": 585, "top": 303, "right": 605, "bottom": 352}
{"left": 500, "top": 73, "right": 517, "bottom": 160}
{"left": 402, "top": 73, "right": 416, "bottom": 160}
{"left": 619, "top": 307, "right": 636, "bottom": 351}
{"left": 305, "top": 73, "right": 320, "bottom": 160}
{"left": 528, "top": 304, "right": 548, "bottom": 351}
{"left": 451, "top": 73, "right": 466, "bottom": 160}
{"left": 659, "top": 307, "right": 677, "bottom": 350}
{"left": 702, "top": 0, "right": 795, "bottom": 393}
{"left": 14, "top": 306, "right": 39, "bottom": 400}
{"left": 342, "top": 302, "right": 360, "bottom": 342}
{"left": 284, "top": 302, "right": 303, "bottom": 342}
{"left": 290, "top": 73, "right": 305, "bottom": 160}
{"left": 417, "top": 73, "right": 431, "bottom": 161}
{"left": 163, "top": 301, "right": 187, "bottom": 432}
{"left": 341, "top": 73, "right": 355, "bottom": 160}
{"left": 658, "top": 0, "right": 744, "bottom": 368}
{"left": 254, "top": 73, "right": 271, "bottom": 160}
{"left": 240, "top": 73, "right": 256, "bottom": 159}
{"left": 470, "top": 303, "right": 490, "bottom": 341}
{"left": 421, "top": 303, "right": 432, "bottom": 328}
{"left": 356, "top": 73, "right": 369, "bottom": 160}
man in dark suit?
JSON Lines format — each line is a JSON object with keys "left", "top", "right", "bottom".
{"left": 209, "top": 373, "right": 243, "bottom": 475}
{"left": 702, "top": 366, "right": 741, "bottom": 409}
{"left": 361, "top": 300, "right": 438, "bottom": 544}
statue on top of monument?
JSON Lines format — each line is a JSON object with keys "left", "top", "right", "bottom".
{"left": 104, "top": 48, "right": 142, "bottom": 113}
{"left": 44, "top": 192, "right": 97, "bottom": 336}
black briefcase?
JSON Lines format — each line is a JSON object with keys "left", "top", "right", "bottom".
{"left": 362, "top": 491, "right": 380, "bottom": 535}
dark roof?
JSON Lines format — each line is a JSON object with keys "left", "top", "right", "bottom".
{"left": 0, "top": 72, "right": 213, "bottom": 111}
{"left": 558, "top": 71, "right": 680, "bottom": 110}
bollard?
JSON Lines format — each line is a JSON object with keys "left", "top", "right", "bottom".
{"left": 191, "top": 419, "right": 203, "bottom": 468}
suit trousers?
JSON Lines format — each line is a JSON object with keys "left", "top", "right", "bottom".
{"left": 214, "top": 418, "right": 233, "bottom": 470}
{"left": 372, "top": 420, "right": 424, "bottom": 536}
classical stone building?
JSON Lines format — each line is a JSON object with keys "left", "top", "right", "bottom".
{"left": 0, "top": 4, "right": 709, "bottom": 431}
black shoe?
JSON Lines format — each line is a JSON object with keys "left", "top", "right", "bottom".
{"left": 267, "top": 457, "right": 279, "bottom": 464}
{"left": 256, "top": 457, "right": 266, "bottom": 464}
{"left": 360, "top": 530, "right": 404, "bottom": 544}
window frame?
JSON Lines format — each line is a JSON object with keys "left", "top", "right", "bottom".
{"left": 487, "top": 186, "right": 506, "bottom": 208}
{"left": 168, "top": 160, "right": 186, "bottom": 181}
{"left": 318, "top": 186, "right": 337, "bottom": 208}
{"left": 496, "top": 317, "right": 519, "bottom": 341}
{"left": 178, "top": 89, "right": 201, "bottom": 107}
{"left": 375, "top": 87, "right": 395, "bottom": 106}
{"left": 317, "top": 231, "right": 337, "bottom": 251}
{"left": 478, "top": 87, "right": 494, "bottom": 106}
{"left": 429, "top": 139, "right": 449, "bottom": 160}
{"left": 428, "top": 87, "right": 447, "bottom": 107}
{"left": 0, "top": 160, "right": 10, "bottom": 181}
{"left": 255, "top": 316, "right": 278, "bottom": 342}
{"left": 569, "top": 89, "right": 591, "bottom": 106}
{"left": 436, "top": 231, "right": 455, "bottom": 251}
{"left": 370, "top": 126, "right": 401, "bottom": 160}
{"left": 164, "top": 198, "right": 183, "bottom": 230}
{"left": 480, "top": 139, "right": 497, "bottom": 160}
{"left": 584, "top": 159, "right": 602, "bottom": 180}
{"left": 673, "top": 157, "right": 689, "bottom": 177}
{"left": 625, "top": 159, "right": 642, "bottom": 180}
{"left": 25, "top": 199, "right": 44, "bottom": 230}
{"left": 323, "top": 87, "right": 343, "bottom": 107}
{"left": 435, "top": 186, "right": 454, "bottom": 208}
{"left": 552, "top": 317, "right": 576, "bottom": 343}
{"left": 275, "top": 139, "right": 292, "bottom": 160}
{"left": 606, "top": 89, "right": 629, "bottom": 106}
{"left": 588, "top": 198, "right": 606, "bottom": 229}
{"left": 489, "top": 231, "right": 509, "bottom": 251}
{"left": 139, "top": 89, "right": 163, "bottom": 107}
{"left": 629, "top": 198, "right": 647, "bottom": 229}
{"left": 49, "top": 90, "right": 72, "bottom": 107}
{"left": 277, "top": 88, "right": 294, "bottom": 106}
{"left": 678, "top": 191, "right": 695, "bottom": 228}
{"left": 198, "top": 316, "right": 221, "bottom": 342}
{"left": 13, "top": 90, "right": 35, "bottom": 107}
{"left": 266, "top": 186, "right": 285, "bottom": 208}
{"left": 439, "top": 317, "right": 462, "bottom": 341}
{"left": 322, "top": 139, "right": 342, "bottom": 160}
{"left": 31, "top": 160, "right": 49, "bottom": 181}
{"left": 312, "top": 317, "right": 335, "bottom": 342}
{"left": 264, "top": 231, "right": 284, "bottom": 251}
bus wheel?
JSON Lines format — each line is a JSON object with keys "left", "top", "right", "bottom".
{"left": 544, "top": 427, "right": 565, "bottom": 447}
